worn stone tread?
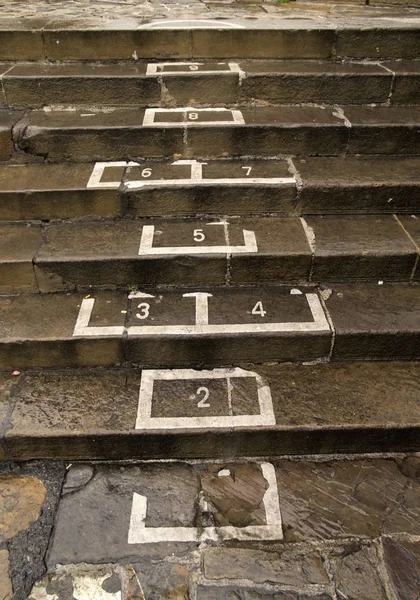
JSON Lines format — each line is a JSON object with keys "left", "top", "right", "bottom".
{"left": 2, "top": 361, "right": 420, "bottom": 459}
{"left": 0, "top": 157, "right": 419, "bottom": 220}
{"left": 0, "top": 59, "right": 404, "bottom": 107}
{"left": 1, "top": 215, "right": 419, "bottom": 292}
{"left": 15, "top": 105, "right": 420, "bottom": 161}
{"left": 2, "top": 24, "right": 420, "bottom": 61}
{"left": 0, "top": 283, "right": 418, "bottom": 368}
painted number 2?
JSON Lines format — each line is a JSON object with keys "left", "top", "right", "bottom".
{"left": 251, "top": 301, "right": 267, "bottom": 317}
{"left": 196, "top": 387, "right": 210, "bottom": 408}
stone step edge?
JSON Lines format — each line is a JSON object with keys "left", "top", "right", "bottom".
{"left": 0, "top": 283, "right": 419, "bottom": 368}
{"left": 1, "top": 214, "right": 419, "bottom": 294}
{"left": 0, "top": 156, "right": 418, "bottom": 220}
{"left": 2, "top": 361, "right": 420, "bottom": 460}
{"left": 2, "top": 26, "right": 420, "bottom": 61}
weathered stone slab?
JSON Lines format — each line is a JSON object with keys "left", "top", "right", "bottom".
{"left": 398, "top": 214, "right": 420, "bottom": 280}
{"left": 296, "top": 156, "right": 420, "bottom": 214}
{"left": 345, "top": 105, "right": 420, "bottom": 155}
{"left": 330, "top": 545, "right": 388, "bottom": 600}
{"left": 275, "top": 458, "right": 420, "bottom": 542}
{"left": 240, "top": 60, "right": 392, "bottom": 104}
{"left": 47, "top": 461, "right": 281, "bottom": 565}
{"left": 0, "top": 475, "right": 46, "bottom": 542}
{"left": 0, "top": 110, "right": 22, "bottom": 161}
{"left": 0, "top": 224, "right": 43, "bottom": 294}
{"left": 0, "top": 549, "right": 12, "bottom": 600}
{"left": 0, "top": 291, "right": 126, "bottom": 369}
{"left": 33, "top": 217, "right": 311, "bottom": 290}
{"left": 306, "top": 215, "right": 417, "bottom": 281}
{"left": 382, "top": 536, "right": 420, "bottom": 600}
{"left": 5, "top": 361, "right": 420, "bottom": 460}
{"left": 336, "top": 29, "right": 420, "bottom": 59}
{"left": 386, "top": 60, "right": 420, "bottom": 104}
{"left": 325, "top": 283, "right": 420, "bottom": 360}
{"left": 0, "top": 163, "right": 121, "bottom": 221}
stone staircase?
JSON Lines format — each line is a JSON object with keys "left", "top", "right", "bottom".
{"left": 0, "top": 21, "right": 419, "bottom": 464}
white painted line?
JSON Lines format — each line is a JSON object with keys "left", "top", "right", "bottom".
{"left": 87, "top": 159, "right": 296, "bottom": 190}
{"left": 72, "top": 293, "right": 331, "bottom": 338}
{"left": 72, "top": 298, "right": 124, "bottom": 337}
{"left": 137, "top": 225, "right": 258, "bottom": 255}
{"left": 86, "top": 161, "right": 139, "bottom": 189}
{"left": 135, "top": 367, "right": 275, "bottom": 430}
{"left": 138, "top": 19, "right": 245, "bottom": 29}
{"left": 183, "top": 292, "right": 212, "bottom": 325}
{"left": 128, "top": 461, "right": 282, "bottom": 543}
{"left": 145, "top": 62, "right": 242, "bottom": 76}
{"left": 142, "top": 107, "right": 245, "bottom": 127}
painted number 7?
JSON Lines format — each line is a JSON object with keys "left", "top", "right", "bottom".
{"left": 242, "top": 166, "right": 252, "bottom": 176}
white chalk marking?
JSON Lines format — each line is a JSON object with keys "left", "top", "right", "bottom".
{"left": 135, "top": 367, "right": 275, "bottom": 430}
{"left": 128, "top": 460, "right": 282, "bottom": 543}
{"left": 146, "top": 62, "right": 242, "bottom": 76}
{"left": 142, "top": 107, "right": 245, "bottom": 127}
{"left": 137, "top": 224, "right": 258, "bottom": 255}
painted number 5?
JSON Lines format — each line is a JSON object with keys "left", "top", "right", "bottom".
{"left": 193, "top": 229, "right": 206, "bottom": 242}
{"left": 196, "top": 387, "right": 210, "bottom": 408}
{"left": 251, "top": 301, "right": 267, "bottom": 317}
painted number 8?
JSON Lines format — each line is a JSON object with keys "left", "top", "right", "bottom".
{"left": 188, "top": 113, "right": 199, "bottom": 120}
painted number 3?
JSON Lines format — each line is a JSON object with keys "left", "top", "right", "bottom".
{"left": 136, "top": 302, "right": 150, "bottom": 320}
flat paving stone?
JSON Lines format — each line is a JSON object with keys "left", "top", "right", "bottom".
{"left": 33, "top": 217, "right": 312, "bottom": 290}
{"left": 306, "top": 214, "right": 418, "bottom": 281}
{"left": 296, "top": 156, "right": 420, "bottom": 214}
{"left": 276, "top": 457, "right": 420, "bottom": 541}
{"left": 4, "top": 361, "right": 420, "bottom": 459}
{"left": 0, "top": 163, "right": 122, "bottom": 220}
{"left": 325, "top": 283, "right": 420, "bottom": 360}
{"left": 382, "top": 536, "right": 420, "bottom": 600}
{"left": 0, "top": 223, "right": 43, "bottom": 294}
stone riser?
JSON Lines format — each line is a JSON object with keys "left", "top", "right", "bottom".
{"left": 2, "top": 215, "right": 419, "bottom": 294}
{"left": 1, "top": 59, "right": 419, "bottom": 108}
{"left": 0, "top": 284, "right": 419, "bottom": 369}
{"left": 2, "top": 362, "right": 420, "bottom": 460}
{"left": 1, "top": 28, "right": 420, "bottom": 61}
{"left": 0, "top": 157, "right": 418, "bottom": 220}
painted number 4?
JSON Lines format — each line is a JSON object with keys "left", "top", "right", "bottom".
{"left": 252, "top": 301, "right": 267, "bottom": 317}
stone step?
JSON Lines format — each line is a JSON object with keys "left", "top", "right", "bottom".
{"left": 13, "top": 105, "right": 420, "bottom": 162}
{"left": 2, "top": 361, "right": 420, "bottom": 460}
{"left": 3, "top": 59, "right": 418, "bottom": 108}
{"left": 0, "top": 157, "right": 419, "bottom": 221}
{"left": 1, "top": 216, "right": 419, "bottom": 293}
{"left": 0, "top": 283, "right": 419, "bottom": 369}
{"left": 2, "top": 25, "right": 420, "bottom": 61}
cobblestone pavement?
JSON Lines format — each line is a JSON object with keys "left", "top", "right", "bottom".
{"left": 1, "top": 455, "right": 420, "bottom": 599}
